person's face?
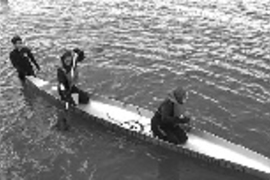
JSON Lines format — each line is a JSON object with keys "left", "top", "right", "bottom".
{"left": 64, "top": 56, "right": 72, "bottom": 66}
{"left": 14, "top": 40, "right": 23, "bottom": 49}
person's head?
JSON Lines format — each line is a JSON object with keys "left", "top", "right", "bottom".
{"left": 11, "top": 35, "right": 23, "bottom": 49}
{"left": 169, "top": 87, "right": 188, "bottom": 105}
{"left": 60, "top": 50, "right": 73, "bottom": 68}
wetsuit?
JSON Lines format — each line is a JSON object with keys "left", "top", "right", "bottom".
{"left": 57, "top": 67, "right": 89, "bottom": 105}
{"left": 54, "top": 50, "right": 88, "bottom": 131}
{"left": 151, "top": 99, "right": 190, "bottom": 144}
{"left": 57, "top": 49, "right": 88, "bottom": 106}
{"left": 9, "top": 47, "right": 40, "bottom": 81}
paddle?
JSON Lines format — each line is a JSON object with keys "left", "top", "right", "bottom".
{"left": 65, "top": 52, "right": 78, "bottom": 107}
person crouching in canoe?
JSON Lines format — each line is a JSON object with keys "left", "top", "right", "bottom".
{"left": 54, "top": 48, "right": 89, "bottom": 130}
{"left": 151, "top": 87, "right": 191, "bottom": 144}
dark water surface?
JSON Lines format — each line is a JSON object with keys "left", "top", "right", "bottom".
{"left": 1, "top": 0, "right": 270, "bottom": 179}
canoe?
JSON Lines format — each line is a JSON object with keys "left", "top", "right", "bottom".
{"left": 25, "top": 76, "right": 270, "bottom": 180}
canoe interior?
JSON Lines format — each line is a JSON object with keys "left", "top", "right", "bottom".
{"left": 26, "top": 76, "right": 270, "bottom": 178}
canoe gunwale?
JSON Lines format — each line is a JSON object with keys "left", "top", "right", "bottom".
{"left": 25, "top": 76, "right": 270, "bottom": 180}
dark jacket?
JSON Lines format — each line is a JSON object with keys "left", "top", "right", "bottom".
{"left": 9, "top": 47, "right": 40, "bottom": 73}
{"left": 58, "top": 49, "right": 84, "bottom": 91}
{"left": 57, "top": 68, "right": 88, "bottom": 105}
{"left": 152, "top": 99, "right": 189, "bottom": 127}
{"left": 57, "top": 67, "right": 70, "bottom": 91}
{"left": 57, "top": 49, "right": 85, "bottom": 103}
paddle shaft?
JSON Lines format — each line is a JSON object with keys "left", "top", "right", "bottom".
{"left": 64, "top": 52, "right": 78, "bottom": 111}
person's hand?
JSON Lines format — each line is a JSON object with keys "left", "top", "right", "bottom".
{"left": 181, "top": 123, "right": 192, "bottom": 132}
{"left": 184, "top": 111, "right": 191, "bottom": 118}
{"left": 174, "top": 117, "right": 182, "bottom": 124}
{"left": 175, "top": 116, "right": 190, "bottom": 124}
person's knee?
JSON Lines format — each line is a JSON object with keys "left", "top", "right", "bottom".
{"left": 168, "top": 128, "right": 188, "bottom": 144}
{"left": 151, "top": 124, "right": 167, "bottom": 140}
{"left": 167, "top": 134, "right": 180, "bottom": 144}
{"left": 178, "top": 134, "right": 188, "bottom": 144}
{"left": 58, "top": 90, "right": 66, "bottom": 101}
{"left": 78, "top": 92, "right": 89, "bottom": 104}
{"left": 176, "top": 131, "right": 188, "bottom": 144}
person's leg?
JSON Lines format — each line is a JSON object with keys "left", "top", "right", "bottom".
{"left": 172, "top": 126, "right": 188, "bottom": 144}
{"left": 54, "top": 87, "right": 71, "bottom": 131}
{"left": 161, "top": 125, "right": 188, "bottom": 144}
{"left": 52, "top": 109, "right": 70, "bottom": 131}
{"left": 151, "top": 114, "right": 168, "bottom": 141}
{"left": 18, "top": 71, "right": 26, "bottom": 82}
{"left": 18, "top": 68, "right": 35, "bottom": 83}
{"left": 58, "top": 85, "right": 76, "bottom": 106}
{"left": 162, "top": 129, "right": 180, "bottom": 144}
{"left": 71, "top": 86, "right": 89, "bottom": 104}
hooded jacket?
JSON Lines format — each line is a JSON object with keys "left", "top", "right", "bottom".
{"left": 152, "top": 87, "right": 190, "bottom": 127}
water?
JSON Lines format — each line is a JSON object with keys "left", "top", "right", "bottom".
{"left": 1, "top": 0, "right": 270, "bottom": 179}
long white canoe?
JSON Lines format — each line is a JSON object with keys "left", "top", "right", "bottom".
{"left": 25, "top": 76, "right": 270, "bottom": 179}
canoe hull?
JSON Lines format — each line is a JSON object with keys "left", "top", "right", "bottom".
{"left": 25, "top": 76, "right": 270, "bottom": 180}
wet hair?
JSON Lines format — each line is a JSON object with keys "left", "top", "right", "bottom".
{"left": 11, "top": 35, "right": 22, "bottom": 44}
{"left": 60, "top": 50, "right": 73, "bottom": 71}
{"left": 60, "top": 50, "right": 72, "bottom": 62}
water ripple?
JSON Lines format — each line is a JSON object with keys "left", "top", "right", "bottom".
{"left": 1, "top": 0, "right": 270, "bottom": 179}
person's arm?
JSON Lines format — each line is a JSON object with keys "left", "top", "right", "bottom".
{"left": 160, "top": 101, "right": 190, "bottom": 125}
{"left": 176, "top": 115, "right": 190, "bottom": 124}
{"left": 73, "top": 48, "right": 85, "bottom": 62}
{"left": 26, "top": 48, "right": 40, "bottom": 70}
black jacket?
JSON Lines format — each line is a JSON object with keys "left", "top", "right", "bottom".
{"left": 9, "top": 47, "right": 40, "bottom": 73}
{"left": 152, "top": 99, "right": 190, "bottom": 127}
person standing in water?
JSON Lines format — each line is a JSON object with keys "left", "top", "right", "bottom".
{"left": 9, "top": 35, "right": 40, "bottom": 82}
{"left": 151, "top": 87, "right": 191, "bottom": 144}
{"left": 54, "top": 48, "right": 89, "bottom": 130}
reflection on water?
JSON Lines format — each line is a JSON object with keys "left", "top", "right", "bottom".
{"left": 157, "top": 154, "right": 180, "bottom": 180}
{"left": 151, "top": 146, "right": 260, "bottom": 180}
{"left": 1, "top": 0, "right": 270, "bottom": 179}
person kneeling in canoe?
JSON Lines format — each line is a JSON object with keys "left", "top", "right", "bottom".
{"left": 151, "top": 87, "right": 191, "bottom": 144}
{"left": 54, "top": 48, "right": 89, "bottom": 130}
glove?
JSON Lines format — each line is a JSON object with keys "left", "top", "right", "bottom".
{"left": 182, "top": 116, "right": 191, "bottom": 123}
{"left": 181, "top": 123, "right": 192, "bottom": 132}
{"left": 175, "top": 116, "right": 190, "bottom": 124}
